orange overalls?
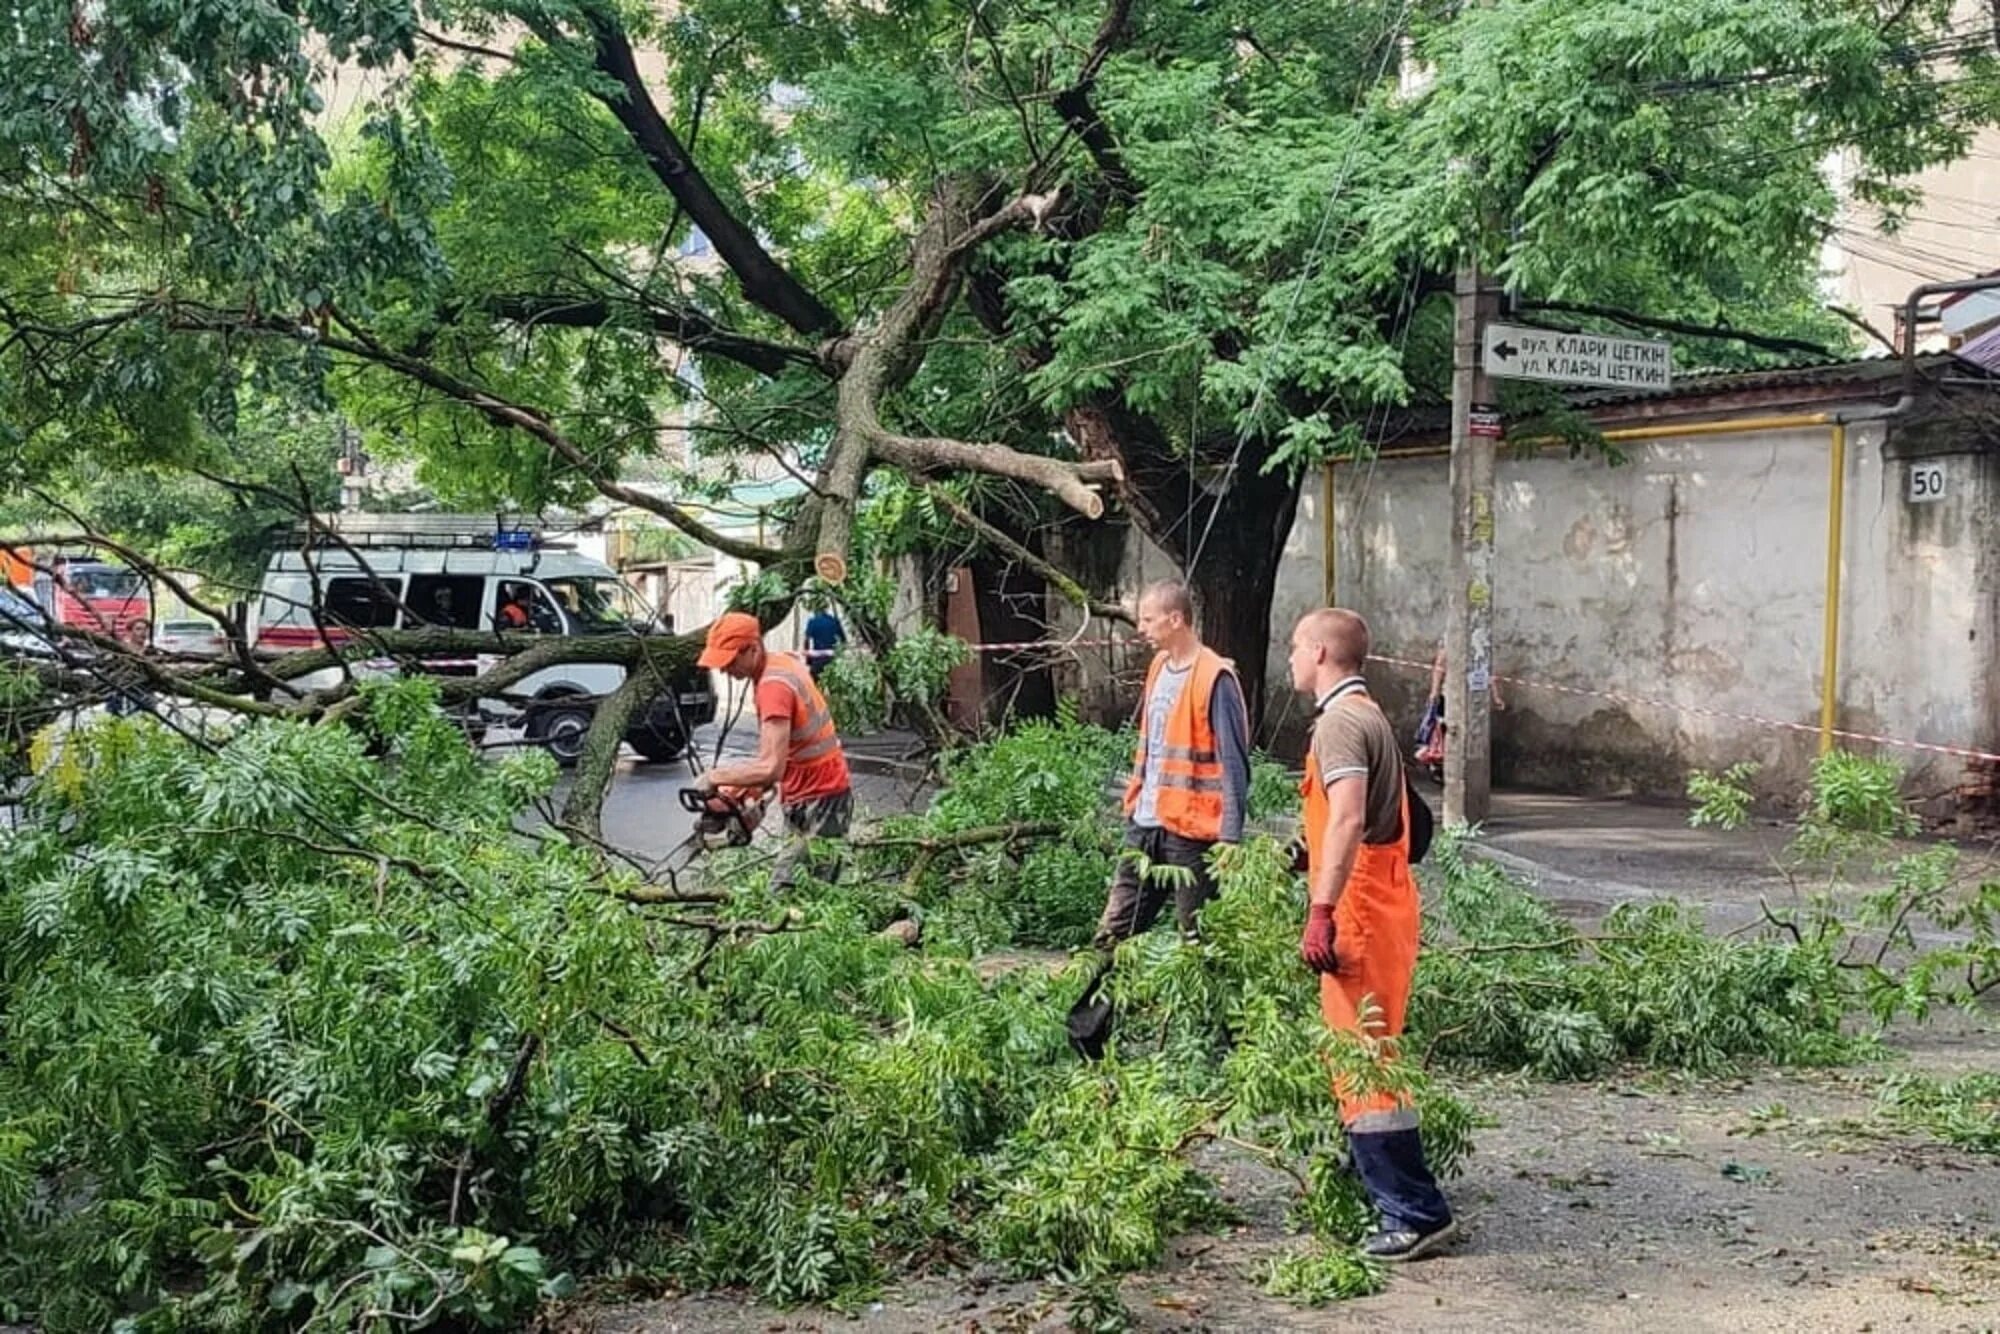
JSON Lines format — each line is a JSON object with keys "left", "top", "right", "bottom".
{"left": 1301, "top": 746, "right": 1422, "bottom": 1133}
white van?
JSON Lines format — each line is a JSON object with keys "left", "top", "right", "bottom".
{"left": 252, "top": 518, "right": 715, "bottom": 765}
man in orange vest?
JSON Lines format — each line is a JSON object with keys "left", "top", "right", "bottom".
{"left": 1289, "top": 606, "right": 1455, "bottom": 1262}
{"left": 1094, "top": 579, "right": 1251, "bottom": 947}
{"left": 692, "top": 611, "right": 852, "bottom": 888}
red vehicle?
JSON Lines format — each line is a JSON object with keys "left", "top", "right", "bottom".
{"left": 34, "top": 558, "right": 152, "bottom": 648}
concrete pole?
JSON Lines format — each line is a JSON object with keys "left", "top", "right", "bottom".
{"left": 1445, "top": 263, "right": 1499, "bottom": 825}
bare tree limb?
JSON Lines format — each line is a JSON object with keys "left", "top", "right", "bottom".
{"left": 558, "top": 651, "right": 661, "bottom": 842}
{"left": 810, "top": 184, "right": 1117, "bottom": 581}
{"left": 905, "top": 479, "right": 1132, "bottom": 625}
{"left": 1048, "top": 0, "right": 1138, "bottom": 198}
{"left": 480, "top": 293, "right": 820, "bottom": 378}
{"left": 416, "top": 27, "right": 517, "bottom": 64}
{"left": 872, "top": 433, "right": 1117, "bottom": 519}
{"left": 1829, "top": 304, "right": 1899, "bottom": 356}
{"left": 157, "top": 302, "right": 786, "bottom": 565}
{"left": 577, "top": 12, "right": 842, "bottom": 338}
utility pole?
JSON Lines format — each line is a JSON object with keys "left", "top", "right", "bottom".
{"left": 1445, "top": 263, "right": 1500, "bottom": 825}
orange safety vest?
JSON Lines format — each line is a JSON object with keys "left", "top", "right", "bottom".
{"left": 1121, "top": 646, "right": 1239, "bottom": 842}
{"left": 1301, "top": 696, "right": 1423, "bottom": 1133}
{"left": 763, "top": 651, "right": 844, "bottom": 777}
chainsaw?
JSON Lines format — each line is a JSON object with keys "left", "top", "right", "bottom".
{"left": 646, "top": 785, "right": 770, "bottom": 897}
{"left": 678, "top": 784, "right": 768, "bottom": 851}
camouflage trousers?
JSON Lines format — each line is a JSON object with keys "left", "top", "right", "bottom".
{"left": 771, "top": 788, "right": 853, "bottom": 891}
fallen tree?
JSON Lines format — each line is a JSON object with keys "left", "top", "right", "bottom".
{"left": 3, "top": 697, "right": 1992, "bottom": 1331}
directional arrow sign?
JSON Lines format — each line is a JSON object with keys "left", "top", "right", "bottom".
{"left": 1481, "top": 322, "right": 1672, "bottom": 391}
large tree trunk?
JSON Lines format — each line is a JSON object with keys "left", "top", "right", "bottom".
{"left": 1181, "top": 468, "right": 1301, "bottom": 737}
{"left": 1067, "top": 399, "right": 1302, "bottom": 737}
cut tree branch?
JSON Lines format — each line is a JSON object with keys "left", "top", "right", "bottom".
{"left": 904, "top": 479, "right": 1132, "bottom": 625}
{"left": 808, "top": 184, "right": 1119, "bottom": 581}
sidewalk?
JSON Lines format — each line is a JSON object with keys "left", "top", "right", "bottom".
{"left": 1458, "top": 787, "right": 1995, "bottom": 953}
{"left": 1470, "top": 788, "right": 1800, "bottom": 924}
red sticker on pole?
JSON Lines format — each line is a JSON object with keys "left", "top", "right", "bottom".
{"left": 1469, "top": 404, "right": 1504, "bottom": 439}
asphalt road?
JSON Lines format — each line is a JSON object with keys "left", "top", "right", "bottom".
{"left": 544, "top": 725, "right": 930, "bottom": 866}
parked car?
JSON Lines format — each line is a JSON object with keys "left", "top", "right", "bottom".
{"left": 0, "top": 586, "right": 58, "bottom": 658}
{"left": 153, "top": 616, "right": 227, "bottom": 658}
{"left": 252, "top": 520, "right": 715, "bottom": 765}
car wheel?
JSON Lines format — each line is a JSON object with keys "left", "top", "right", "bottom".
{"left": 627, "top": 726, "right": 688, "bottom": 764}
{"left": 526, "top": 699, "right": 593, "bottom": 767}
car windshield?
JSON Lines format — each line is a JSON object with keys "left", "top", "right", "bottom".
{"left": 66, "top": 565, "right": 143, "bottom": 600}
{"left": 542, "top": 576, "right": 646, "bottom": 630}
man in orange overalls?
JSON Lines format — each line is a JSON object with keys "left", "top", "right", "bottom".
{"left": 1289, "top": 607, "right": 1456, "bottom": 1262}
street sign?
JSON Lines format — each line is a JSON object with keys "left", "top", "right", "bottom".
{"left": 1482, "top": 323, "right": 1673, "bottom": 391}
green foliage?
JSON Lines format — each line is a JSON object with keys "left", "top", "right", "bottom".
{"left": 0, "top": 704, "right": 1466, "bottom": 1329}
{"left": 817, "top": 649, "right": 888, "bottom": 735}
{"left": 1699, "top": 752, "right": 2000, "bottom": 1027}
{"left": 7, "top": 710, "right": 1991, "bottom": 1331}
{"left": 976, "top": 1064, "right": 1228, "bottom": 1278}
{"left": 0, "top": 664, "right": 53, "bottom": 777}
{"left": 884, "top": 627, "right": 972, "bottom": 710}
{"left": 815, "top": 627, "right": 970, "bottom": 735}
{"left": 1414, "top": 831, "right": 1859, "bottom": 1078}
{"left": 724, "top": 569, "right": 799, "bottom": 619}
{"left": 0, "top": 396, "right": 343, "bottom": 591}
{"left": 912, "top": 703, "right": 1130, "bottom": 947}
{"left": 1794, "top": 750, "right": 1920, "bottom": 863}
{"left": 1262, "top": 1243, "right": 1385, "bottom": 1305}
{"left": 1687, "top": 761, "right": 1760, "bottom": 831}
{"left": 1247, "top": 752, "right": 1299, "bottom": 823}
{"left": 1877, "top": 1072, "right": 2000, "bottom": 1155}
{"left": 5, "top": 0, "right": 1986, "bottom": 587}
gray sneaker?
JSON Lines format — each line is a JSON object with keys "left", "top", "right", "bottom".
{"left": 1363, "top": 1218, "right": 1459, "bottom": 1263}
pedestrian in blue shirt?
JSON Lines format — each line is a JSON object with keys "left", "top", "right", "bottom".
{"left": 803, "top": 604, "right": 846, "bottom": 680}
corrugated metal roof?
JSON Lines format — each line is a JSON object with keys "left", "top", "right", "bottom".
{"left": 1367, "top": 352, "right": 1998, "bottom": 451}
{"left": 1955, "top": 325, "right": 2000, "bottom": 373}
{"left": 1561, "top": 351, "right": 1956, "bottom": 410}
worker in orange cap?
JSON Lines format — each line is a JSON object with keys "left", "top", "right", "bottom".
{"left": 691, "top": 611, "right": 852, "bottom": 888}
{"left": 1288, "top": 606, "right": 1456, "bottom": 1263}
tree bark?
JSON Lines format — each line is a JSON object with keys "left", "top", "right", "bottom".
{"left": 810, "top": 182, "right": 1116, "bottom": 582}
{"left": 1180, "top": 467, "right": 1301, "bottom": 737}
{"left": 1066, "top": 399, "right": 1301, "bottom": 735}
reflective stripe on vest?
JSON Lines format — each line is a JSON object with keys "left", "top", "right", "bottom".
{"left": 765, "top": 653, "right": 841, "bottom": 766}
{"left": 1120, "top": 646, "right": 1239, "bottom": 842}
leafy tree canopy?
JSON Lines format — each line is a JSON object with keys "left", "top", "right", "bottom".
{"left": 3, "top": 0, "right": 1995, "bottom": 715}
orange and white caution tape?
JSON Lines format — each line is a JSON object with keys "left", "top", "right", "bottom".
{"left": 1368, "top": 652, "right": 2000, "bottom": 767}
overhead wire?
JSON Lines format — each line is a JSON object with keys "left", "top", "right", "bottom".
{"left": 1184, "top": 0, "right": 1419, "bottom": 581}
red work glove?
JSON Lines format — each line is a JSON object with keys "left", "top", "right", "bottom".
{"left": 1300, "top": 903, "right": 1339, "bottom": 975}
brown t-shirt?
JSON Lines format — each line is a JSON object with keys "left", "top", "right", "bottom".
{"left": 1310, "top": 691, "right": 1404, "bottom": 846}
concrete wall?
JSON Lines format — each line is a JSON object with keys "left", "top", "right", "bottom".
{"left": 1319, "top": 417, "right": 1999, "bottom": 802}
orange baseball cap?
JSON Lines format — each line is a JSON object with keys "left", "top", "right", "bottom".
{"left": 697, "top": 611, "right": 764, "bottom": 669}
